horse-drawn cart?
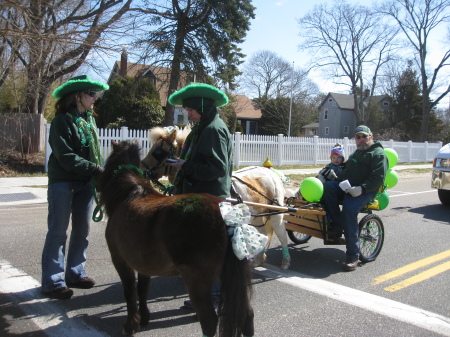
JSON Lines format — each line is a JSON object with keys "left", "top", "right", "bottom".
{"left": 228, "top": 197, "right": 385, "bottom": 263}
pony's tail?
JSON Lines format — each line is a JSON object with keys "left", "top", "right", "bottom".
{"left": 218, "top": 235, "right": 254, "bottom": 337}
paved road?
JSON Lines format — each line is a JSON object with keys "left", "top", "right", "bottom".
{"left": 2, "top": 167, "right": 450, "bottom": 337}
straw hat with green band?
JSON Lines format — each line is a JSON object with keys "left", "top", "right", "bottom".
{"left": 168, "top": 83, "right": 228, "bottom": 108}
{"left": 52, "top": 75, "right": 109, "bottom": 99}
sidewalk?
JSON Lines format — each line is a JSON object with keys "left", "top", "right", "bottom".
{"left": 0, "top": 177, "right": 48, "bottom": 206}
{"left": 0, "top": 164, "right": 432, "bottom": 206}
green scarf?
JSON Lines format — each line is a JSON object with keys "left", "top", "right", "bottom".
{"left": 66, "top": 110, "right": 102, "bottom": 165}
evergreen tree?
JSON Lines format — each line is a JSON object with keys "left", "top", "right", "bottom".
{"left": 256, "top": 95, "right": 319, "bottom": 136}
{"left": 135, "top": 0, "right": 255, "bottom": 125}
{"left": 219, "top": 94, "right": 238, "bottom": 134}
{"left": 391, "top": 64, "right": 423, "bottom": 141}
{"left": 96, "top": 76, "right": 164, "bottom": 130}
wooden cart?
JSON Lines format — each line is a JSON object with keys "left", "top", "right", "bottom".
{"left": 232, "top": 198, "right": 385, "bottom": 263}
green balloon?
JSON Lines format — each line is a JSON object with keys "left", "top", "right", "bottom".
{"left": 384, "top": 148, "right": 398, "bottom": 169}
{"left": 384, "top": 169, "right": 398, "bottom": 189}
{"left": 376, "top": 191, "right": 390, "bottom": 210}
{"left": 300, "top": 177, "right": 324, "bottom": 202}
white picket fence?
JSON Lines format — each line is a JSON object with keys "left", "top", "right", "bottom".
{"left": 44, "top": 125, "right": 443, "bottom": 172}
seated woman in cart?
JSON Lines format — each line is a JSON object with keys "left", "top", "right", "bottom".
{"left": 321, "top": 125, "right": 388, "bottom": 272}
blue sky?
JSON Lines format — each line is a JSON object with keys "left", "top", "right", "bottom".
{"left": 238, "top": 0, "right": 376, "bottom": 93}
{"left": 239, "top": 0, "right": 449, "bottom": 100}
{"left": 92, "top": 0, "right": 448, "bottom": 105}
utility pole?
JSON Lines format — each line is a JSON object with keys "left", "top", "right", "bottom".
{"left": 288, "top": 61, "right": 294, "bottom": 137}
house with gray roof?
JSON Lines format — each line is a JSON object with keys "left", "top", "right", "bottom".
{"left": 318, "top": 91, "right": 392, "bottom": 138}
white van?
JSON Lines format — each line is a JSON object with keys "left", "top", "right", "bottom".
{"left": 431, "top": 143, "right": 450, "bottom": 206}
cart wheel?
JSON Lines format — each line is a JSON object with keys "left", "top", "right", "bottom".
{"left": 287, "top": 230, "right": 312, "bottom": 244}
{"left": 358, "top": 214, "right": 384, "bottom": 262}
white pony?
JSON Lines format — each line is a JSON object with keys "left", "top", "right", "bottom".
{"left": 141, "top": 126, "right": 291, "bottom": 270}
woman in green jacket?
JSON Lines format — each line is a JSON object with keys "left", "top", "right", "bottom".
{"left": 168, "top": 83, "right": 233, "bottom": 309}
{"left": 169, "top": 83, "right": 233, "bottom": 199}
{"left": 41, "top": 75, "right": 108, "bottom": 299}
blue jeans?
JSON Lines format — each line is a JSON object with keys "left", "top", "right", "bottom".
{"left": 322, "top": 181, "right": 376, "bottom": 260}
{"left": 41, "top": 181, "right": 94, "bottom": 292}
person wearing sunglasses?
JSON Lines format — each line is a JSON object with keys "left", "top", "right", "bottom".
{"left": 41, "top": 75, "right": 108, "bottom": 299}
{"left": 322, "top": 125, "right": 388, "bottom": 272}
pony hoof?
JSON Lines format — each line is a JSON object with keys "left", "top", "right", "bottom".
{"left": 281, "top": 257, "right": 291, "bottom": 270}
{"left": 250, "top": 253, "right": 267, "bottom": 267}
{"left": 122, "top": 317, "right": 140, "bottom": 335}
{"left": 122, "top": 326, "right": 138, "bottom": 336}
{"left": 140, "top": 310, "right": 150, "bottom": 326}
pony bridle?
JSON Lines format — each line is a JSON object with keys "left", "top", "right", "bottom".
{"left": 141, "top": 136, "right": 175, "bottom": 185}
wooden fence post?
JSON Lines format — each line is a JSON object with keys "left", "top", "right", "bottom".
{"left": 313, "top": 135, "right": 319, "bottom": 165}
{"left": 277, "top": 134, "right": 283, "bottom": 167}
{"left": 120, "top": 126, "right": 128, "bottom": 140}
{"left": 407, "top": 140, "right": 413, "bottom": 163}
{"left": 234, "top": 132, "right": 241, "bottom": 168}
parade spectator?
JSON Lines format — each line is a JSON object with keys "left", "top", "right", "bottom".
{"left": 41, "top": 75, "right": 108, "bottom": 299}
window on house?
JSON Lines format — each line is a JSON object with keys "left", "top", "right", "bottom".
{"left": 383, "top": 101, "right": 389, "bottom": 106}
{"left": 176, "top": 114, "right": 184, "bottom": 124}
{"left": 247, "top": 121, "right": 257, "bottom": 134}
{"left": 344, "top": 126, "right": 349, "bottom": 134}
{"left": 324, "top": 109, "right": 328, "bottom": 120}
{"left": 325, "top": 127, "right": 329, "bottom": 135}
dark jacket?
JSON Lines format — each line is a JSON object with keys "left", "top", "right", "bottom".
{"left": 180, "top": 114, "right": 233, "bottom": 199}
{"left": 337, "top": 141, "right": 388, "bottom": 194}
{"left": 47, "top": 110, "right": 98, "bottom": 184}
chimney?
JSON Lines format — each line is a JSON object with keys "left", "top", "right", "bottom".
{"left": 364, "top": 89, "right": 370, "bottom": 98}
{"left": 120, "top": 48, "right": 127, "bottom": 77}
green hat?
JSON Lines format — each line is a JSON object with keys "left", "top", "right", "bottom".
{"left": 355, "top": 125, "right": 371, "bottom": 135}
{"left": 168, "top": 83, "right": 228, "bottom": 107}
{"left": 52, "top": 75, "right": 109, "bottom": 99}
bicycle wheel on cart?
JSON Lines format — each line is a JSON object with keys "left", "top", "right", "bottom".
{"left": 358, "top": 213, "right": 384, "bottom": 262}
{"left": 287, "top": 230, "right": 312, "bottom": 244}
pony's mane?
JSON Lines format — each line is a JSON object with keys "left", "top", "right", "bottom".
{"left": 148, "top": 126, "right": 171, "bottom": 143}
{"left": 176, "top": 125, "right": 191, "bottom": 145}
{"left": 148, "top": 125, "right": 191, "bottom": 149}
{"left": 98, "top": 141, "right": 162, "bottom": 216}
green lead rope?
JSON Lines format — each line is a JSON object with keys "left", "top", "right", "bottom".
{"left": 91, "top": 178, "right": 103, "bottom": 222}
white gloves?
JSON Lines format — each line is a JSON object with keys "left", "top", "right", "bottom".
{"left": 347, "top": 186, "right": 362, "bottom": 197}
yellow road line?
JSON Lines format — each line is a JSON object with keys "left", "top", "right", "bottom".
{"left": 384, "top": 261, "right": 450, "bottom": 292}
{"left": 372, "top": 250, "right": 450, "bottom": 285}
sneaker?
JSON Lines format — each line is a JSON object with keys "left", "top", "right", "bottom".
{"left": 183, "top": 300, "right": 194, "bottom": 309}
{"left": 328, "top": 227, "right": 343, "bottom": 238}
{"left": 42, "top": 286, "right": 73, "bottom": 300}
{"left": 66, "top": 277, "right": 96, "bottom": 289}
{"left": 343, "top": 258, "right": 359, "bottom": 272}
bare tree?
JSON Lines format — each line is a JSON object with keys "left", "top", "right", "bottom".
{"left": 0, "top": 5, "right": 22, "bottom": 89}
{"left": 240, "top": 50, "right": 319, "bottom": 99}
{"left": 298, "top": 0, "right": 399, "bottom": 124}
{"left": 378, "top": 0, "right": 450, "bottom": 141}
{"left": 0, "top": 0, "right": 133, "bottom": 115}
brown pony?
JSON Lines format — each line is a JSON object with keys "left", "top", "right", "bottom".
{"left": 141, "top": 127, "right": 291, "bottom": 270}
{"left": 97, "top": 140, "right": 254, "bottom": 337}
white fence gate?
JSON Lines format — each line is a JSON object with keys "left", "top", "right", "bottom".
{"left": 45, "top": 125, "right": 443, "bottom": 172}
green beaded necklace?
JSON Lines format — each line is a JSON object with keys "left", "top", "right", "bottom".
{"left": 66, "top": 109, "right": 102, "bottom": 165}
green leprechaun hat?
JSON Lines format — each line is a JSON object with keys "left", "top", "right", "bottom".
{"left": 52, "top": 75, "right": 109, "bottom": 99}
{"left": 168, "top": 82, "right": 228, "bottom": 108}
